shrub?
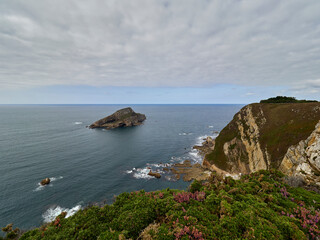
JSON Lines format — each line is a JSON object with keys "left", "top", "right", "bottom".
{"left": 6, "top": 170, "right": 320, "bottom": 240}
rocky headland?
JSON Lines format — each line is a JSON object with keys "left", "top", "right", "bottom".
{"left": 89, "top": 107, "right": 146, "bottom": 129}
{"left": 202, "top": 101, "right": 320, "bottom": 185}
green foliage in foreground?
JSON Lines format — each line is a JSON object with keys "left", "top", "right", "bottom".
{"left": 3, "top": 170, "right": 320, "bottom": 239}
{"left": 260, "top": 96, "right": 317, "bottom": 103}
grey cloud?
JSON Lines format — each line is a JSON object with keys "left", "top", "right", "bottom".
{"left": 0, "top": 0, "right": 320, "bottom": 88}
{"left": 290, "top": 79, "right": 320, "bottom": 94}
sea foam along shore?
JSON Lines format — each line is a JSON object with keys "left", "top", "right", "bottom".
{"left": 42, "top": 204, "right": 82, "bottom": 223}
{"left": 125, "top": 132, "right": 219, "bottom": 180}
{"left": 188, "top": 133, "right": 219, "bottom": 162}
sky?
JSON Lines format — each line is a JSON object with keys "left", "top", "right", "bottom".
{"left": 0, "top": 0, "right": 320, "bottom": 104}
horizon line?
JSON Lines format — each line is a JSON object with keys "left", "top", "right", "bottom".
{"left": 0, "top": 103, "right": 249, "bottom": 105}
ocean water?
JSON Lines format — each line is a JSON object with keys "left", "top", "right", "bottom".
{"left": 0, "top": 104, "right": 243, "bottom": 231}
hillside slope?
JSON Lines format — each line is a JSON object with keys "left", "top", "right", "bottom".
{"left": 204, "top": 102, "right": 320, "bottom": 182}
{"left": 3, "top": 170, "right": 320, "bottom": 239}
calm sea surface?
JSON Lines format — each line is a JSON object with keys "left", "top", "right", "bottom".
{"left": 0, "top": 104, "right": 243, "bottom": 231}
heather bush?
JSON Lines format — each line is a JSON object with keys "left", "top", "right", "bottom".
{"left": 2, "top": 170, "right": 319, "bottom": 239}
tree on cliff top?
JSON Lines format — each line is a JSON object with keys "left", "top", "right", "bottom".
{"left": 260, "top": 96, "right": 317, "bottom": 103}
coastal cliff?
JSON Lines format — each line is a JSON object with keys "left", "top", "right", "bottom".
{"left": 89, "top": 107, "right": 146, "bottom": 129}
{"left": 204, "top": 102, "right": 320, "bottom": 183}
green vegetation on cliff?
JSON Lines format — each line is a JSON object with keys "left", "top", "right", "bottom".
{"left": 205, "top": 102, "right": 320, "bottom": 171}
{"left": 3, "top": 170, "right": 320, "bottom": 239}
{"left": 260, "top": 96, "right": 317, "bottom": 103}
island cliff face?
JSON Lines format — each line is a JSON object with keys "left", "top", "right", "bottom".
{"left": 204, "top": 102, "right": 320, "bottom": 183}
{"left": 89, "top": 107, "right": 146, "bottom": 129}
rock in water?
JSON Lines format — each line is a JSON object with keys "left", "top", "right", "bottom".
{"left": 40, "top": 178, "right": 50, "bottom": 186}
{"left": 148, "top": 170, "right": 161, "bottom": 179}
{"left": 89, "top": 107, "right": 146, "bottom": 129}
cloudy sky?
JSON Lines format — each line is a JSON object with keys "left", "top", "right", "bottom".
{"left": 0, "top": 0, "right": 319, "bottom": 104}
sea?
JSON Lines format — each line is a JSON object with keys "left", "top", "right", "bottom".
{"left": 0, "top": 104, "right": 243, "bottom": 232}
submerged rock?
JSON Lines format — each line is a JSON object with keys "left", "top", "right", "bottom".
{"left": 89, "top": 107, "right": 146, "bottom": 129}
{"left": 40, "top": 178, "right": 50, "bottom": 186}
{"left": 169, "top": 160, "right": 211, "bottom": 182}
{"left": 148, "top": 170, "right": 161, "bottom": 179}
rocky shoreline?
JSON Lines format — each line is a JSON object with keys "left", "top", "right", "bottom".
{"left": 146, "top": 136, "right": 217, "bottom": 182}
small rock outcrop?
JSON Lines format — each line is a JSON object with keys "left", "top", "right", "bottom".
{"left": 280, "top": 121, "right": 320, "bottom": 184}
{"left": 148, "top": 171, "right": 161, "bottom": 179}
{"left": 89, "top": 107, "right": 146, "bottom": 129}
{"left": 193, "top": 136, "right": 215, "bottom": 156}
{"left": 40, "top": 178, "right": 50, "bottom": 186}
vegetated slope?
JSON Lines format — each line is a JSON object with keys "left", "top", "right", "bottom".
{"left": 260, "top": 96, "right": 317, "bottom": 103}
{"left": 205, "top": 102, "right": 320, "bottom": 175}
{"left": 4, "top": 170, "right": 320, "bottom": 239}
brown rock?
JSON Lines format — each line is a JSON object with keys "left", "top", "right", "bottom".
{"left": 148, "top": 170, "right": 161, "bottom": 179}
{"left": 40, "top": 178, "right": 50, "bottom": 186}
{"left": 89, "top": 107, "right": 146, "bottom": 129}
{"left": 193, "top": 137, "right": 215, "bottom": 156}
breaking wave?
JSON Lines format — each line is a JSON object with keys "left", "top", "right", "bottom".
{"left": 42, "top": 204, "right": 82, "bottom": 223}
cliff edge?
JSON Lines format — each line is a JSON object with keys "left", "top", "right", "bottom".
{"left": 204, "top": 102, "right": 320, "bottom": 183}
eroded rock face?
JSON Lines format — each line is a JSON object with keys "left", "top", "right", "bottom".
{"left": 89, "top": 107, "right": 146, "bottom": 129}
{"left": 203, "top": 102, "right": 320, "bottom": 182}
{"left": 148, "top": 171, "right": 161, "bottom": 179}
{"left": 280, "top": 121, "right": 320, "bottom": 184}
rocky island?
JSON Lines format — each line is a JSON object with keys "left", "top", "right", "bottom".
{"left": 89, "top": 107, "right": 146, "bottom": 129}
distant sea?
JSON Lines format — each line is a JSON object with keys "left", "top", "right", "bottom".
{"left": 0, "top": 104, "right": 243, "bottom": 231}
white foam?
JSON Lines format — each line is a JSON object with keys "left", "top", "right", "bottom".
{"left": 33, "top": 176, "right": 63, "bottom": 192}
{"left": 50, "top": 176, "right": 63, "bottom": 182}
{"left": 42, "top": 204, "right": 82, "bottom": 223}
{"left": 34, "top": 184, "right": 45, "bottom": 192}
{"left": 74, "top": 122, "right": 83, "bottom": 125}
{"left": 170, "top": 156, "right": 183, "bottom": 162}
{"left": 146, "top": 163, "right": 172, "bottom": 168}
{"left": 178, "top": 133, "right": 193, "bottom": 136}
{"left": 208, "top": 126, "right": 214, "bottom": 128}
{"left": 194, "top": 133, "right": 219, "bottom": 146}
{"left": 189, "top": 149, "right": 203, "bottom": 163}
{"left": 132, "top": 168, "right": 153, "bottom": 179}
{"left": 126, "top": 164, "right": 167, "bottom": 179}
{"left": 188, "top": 133, "right": 219, "bottom": 162}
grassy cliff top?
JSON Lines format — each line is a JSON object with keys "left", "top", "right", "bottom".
{"left": 260, "top": 96, "right": 318, "bottom": 103}
{"left": 206, "top": 102, "right": 320, "bottom": 170}
{"left": 3, "top": 170, "right": 320, "bottom": 239}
